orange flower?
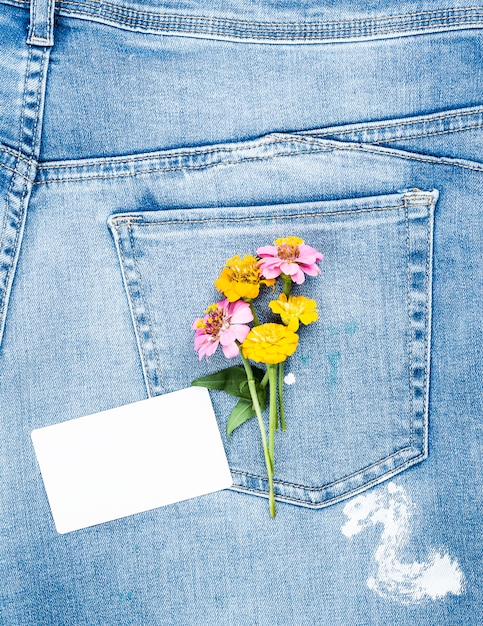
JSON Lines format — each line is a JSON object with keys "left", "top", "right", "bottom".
{"left": 215, "top": 254, "right": 275, "bottom": 302}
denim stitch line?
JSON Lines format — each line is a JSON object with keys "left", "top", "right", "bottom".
{"left": 317, "top": 121, "right": 483, "bottom": 143}
{"left": 1, "top": 49, "right": 47, "bottom": 326}
{"left": 70, "top": 2, "right": 483, "bottom": 28}
{"left": 57, "top": 3, "right": 483, "bottom": 32}
{"left": 337, "top": 143, "right": 483, "bottom": 172}
{"left": 0, "top": 163, "right": 31, "bottom": 181}
{"left": 29, "top": 50, "right": 48, "bottom": 159}
{"left": 34, "top": 138, "right": 483, "bottom": 185}
{"left": 34, "top": 123, "right": 483, "bottom": 174}
{"left": 34, "top": 147, "right": 336, "bottom": 184}
{"left": 36, "top": 110, "right": 483, "bottom": 174}
{"left": 0, "top": 166, "right": 17, "bottom": 304}
{"left": 9, "top": 0, "right": 483, "bottom": 37}
{"left": 0, "top": 45, "right": 35, "bottom": 314}
{"left": 371, "top": 123, "right": 483, "bottom": 144}
{"left": 126, "top": 221, "right": 165, "bottom": 396}
{"left": 231, "top": 452, "right": 427, "bottom": 506}
{"left": 421, "top": 198, "right": 433, "bottom": 458}
{"left": 31, "top": 0, "right": 39, "bottom": 38}
{"left": 110, "top": 204, "right": 406, "bottom": 229}
{"left": 0, "top": 145, "right": 36, "bottom": 168}
{"left": 51, "top": 6, "right": 483, "bottom": 41}
{"left": 0, "top": 162, "right": 33, "bottom": 322}
{"left": 307, "top": 107, "right": 483, "bottom": 137}
{"left": 112, "top": 222, "right": 155, "bottom": 397}
{"left": 404, "top": 199, "right": 415, "bottom": 447}
{"left": 17, "top": 48, "right": 32, "bottom": 161}
{"left": 54, "top": 0, "right": 481, "bottom": 27}
{"left": 230, "top": 444, "right": 418, "bottom": 491}
{"left": 47, "top": 0, "right": 53, "bottom": 40}
{"left": 77, "top": 7, "right": 483, "bottom": 32}
{"left": 0, "top": 46, "right": 33, "bottom": 320}
{"left": 37, "top": 136, "right": 295, "bottom": 170}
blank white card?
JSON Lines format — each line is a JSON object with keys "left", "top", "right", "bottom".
{"left": 31, "top": 387, "right": 233, "bottom": 534}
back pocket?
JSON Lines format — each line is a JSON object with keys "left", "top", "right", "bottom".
{"left": 107, "top": 188, "right": 437, "bottom": 508}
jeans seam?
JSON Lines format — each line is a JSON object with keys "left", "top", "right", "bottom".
{"left": 127, "top": 222, "right": 160, "bottom": 396}
{"left": 38, "top": 137, "right": 294, "bottom": 170}
{"left": 52, "top": 7, "right": 483, "bottom": 41}
{"left": 127, "top": 221, "right": 164, "bottom": 395}
{"left": 371, "top": 123, "right": 483, "bottom": 144}
{"left": 231, "top": 451, "right": 427, "bottom": 505}
{"left": 422, "top": 199, "right": 432, "bottom": 457}
{"left": 114, "top": 222, "right": 155, "bottom": 397}
{"left": 110, "top": 204, "right": 407, "bottom": 228}
{"left": 313, "top": 108, "right": 483, "bottom": 136}
{"left": 54, "top": 2, "right": 483, "bottom": 38}
{"left": 61, "top": 2, "right": 483, "bottom": 28}
{"left": 231, "top": 445, "right": 419, "bottom": 491}
{"left": 404, "top": 199, "right": 414, "bottom": 447}
{"left": 35, "top": 139, "right": 483, "bottom": 185}
{"left": 37, "top": 112, "right": 483, "bottom": 172}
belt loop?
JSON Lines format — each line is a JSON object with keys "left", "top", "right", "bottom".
{"left": 27, "top": 0, "right": 55, "bottom": 47}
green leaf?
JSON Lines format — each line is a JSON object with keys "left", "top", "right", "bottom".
{"left": 226, "top": 384, "right": 268, "bottom": 438}
{"left": 226, "top": 399, "right": 256, "bottom": 437}
{"left": 191, "top": 366, "right": 264, "bottom": 400}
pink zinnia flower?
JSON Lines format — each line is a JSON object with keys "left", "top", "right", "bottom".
{"left": 192, "top": 299, "right": 253, "bottom": 360}
{"left": 257, "top": 236, "right": 323, "bottom": 285}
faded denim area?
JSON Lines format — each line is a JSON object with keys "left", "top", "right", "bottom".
{"left": 0, "top": 0, "right": 482, "bottom": 624}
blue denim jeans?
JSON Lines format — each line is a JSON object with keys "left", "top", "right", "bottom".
{"left": 1, "top": 0, "right": 482, "bottom": 624}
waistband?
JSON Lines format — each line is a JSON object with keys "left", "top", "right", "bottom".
{"left": 6, "top": 0, "right": 483, "bottom": 43}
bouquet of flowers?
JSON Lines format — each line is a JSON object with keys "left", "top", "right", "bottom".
{"left": 192, "top": 237, "right": 323, "bottom": 517}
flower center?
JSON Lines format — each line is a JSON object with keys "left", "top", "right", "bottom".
{"left": 203, "top": 307, "right": 229, "bottom": 338}
{"left": 276, "top": 243, "right": 300, "bottom": 262}
{"left": 228, "top": 255, "right": 260, "bottom": 284}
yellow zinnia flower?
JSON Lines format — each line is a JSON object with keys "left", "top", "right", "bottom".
{"left": 241, "top": 323, "right": 298, "bottom": 364}
{"left": 214, "top": 254, "right": 275, "bottom": 302}
{"left": 269, "top": 293, "right": 319, "bottom": 331}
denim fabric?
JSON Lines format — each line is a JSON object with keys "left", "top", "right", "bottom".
{"left": 0, "top": 0, "right": 482, "bottom": 624}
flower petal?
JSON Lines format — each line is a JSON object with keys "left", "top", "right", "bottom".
{"left": 231, "top": 323, "right": 250, "bottom": 343}
{"left": 291, "top": 267, "right": 306, "bottom": 284}
{"left": 256, "top": 245, "right": 278, "bottom": 257}
{"left": 221, "top": 342, "right": 240, "bottom": 359}
{"left": 219, "top": 327, "right": 237, "bottom": 345}
{"left": 229, "top": 300, "right": 253, "bottom": 324}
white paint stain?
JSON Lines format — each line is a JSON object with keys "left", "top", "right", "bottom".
{"left": 342, "top": 483, "right": 464, "bottom": 604}
{"left": 284, "top": 372, "right": 296, "bottom": 385}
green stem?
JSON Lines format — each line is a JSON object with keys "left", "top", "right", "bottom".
{"left": 248, "top": 301, "right": 260, "bottom": 326}
{"left": 282, "top": 274, "right": 292, "bottom": 297}
{"left": 241, "top": 354, "right": 276, "bottom": 517}
{"left": 278, "top": 361, "right": 286, "bottom": 431}
{"left": 268, "top": 364, "right": 278, "bottom": 469}
{"left": 260, "top": 371, "right": 269, "bottom": 388}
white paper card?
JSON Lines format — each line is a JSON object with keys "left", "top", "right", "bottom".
{"left": 31, "top": 387, "right": 233, "bottom": 534}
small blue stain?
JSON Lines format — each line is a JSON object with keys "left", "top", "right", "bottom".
{"left": 119, "top": 592, "right": 133, "bottom": 601}
{"left": 299, "top": 353, "right": 311, "bottom": 365}
{"left": 327, "top": 351, "right": 341, "bottom": 388}
{"left": 327, "top": 325, "right": 339, "bottom": 336}
{"left": 345, "top": 321, "right": 358, "bottom": 336}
